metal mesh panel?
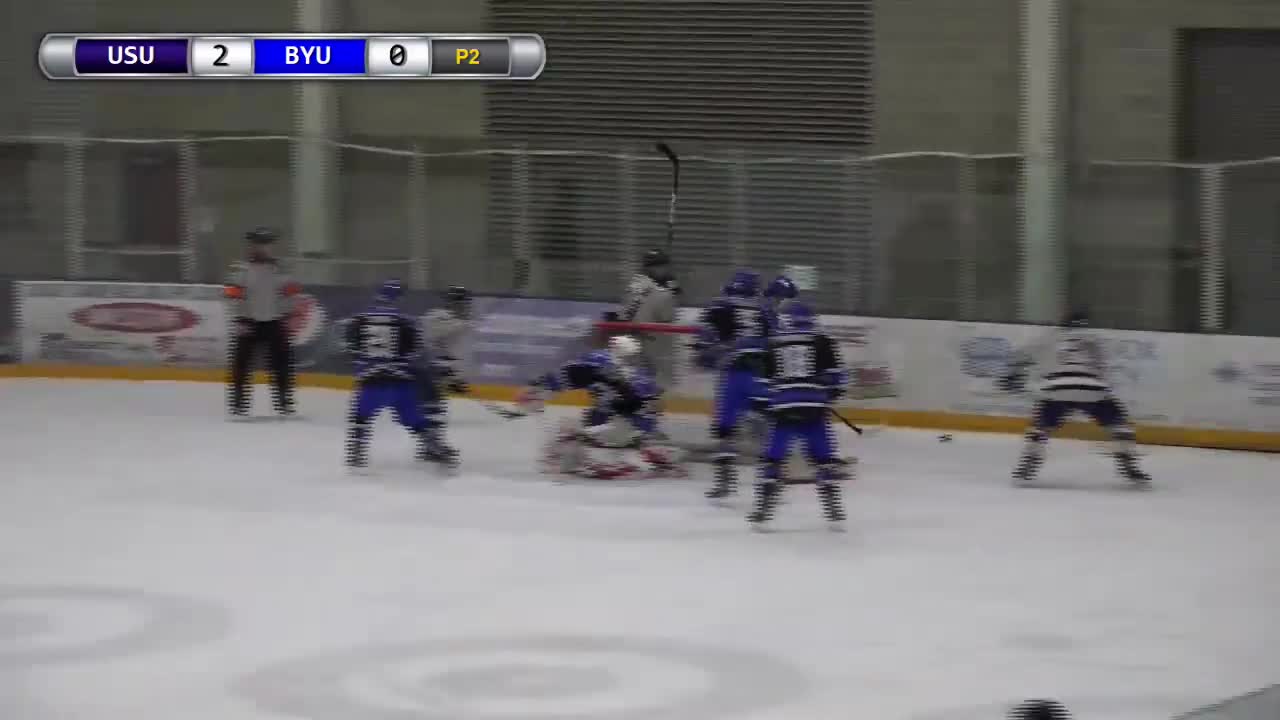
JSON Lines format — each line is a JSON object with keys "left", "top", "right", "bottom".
{"left": 329, "top": 143, "right": 419, "bottom": 288}
{"left": 192, "top": 138, "right": 292, "bottom": 284}
{"left": 973, "top": 156, "right": 1021, "bottom": 321}
{"left": 1222, "top": 159, "right": 1280, "bottom": 335}
{"left": 8, "top": 134, "right": 1280, "bottom": 339}
{"left": 0, "top": 141, "right": 68, "bottom": 279}
{"left": 742, "top": 157, "right": 858, "bottom": 313}
{"left": 871, "top": 154, "right": 1018, "bottom": 321}
{"left": 1070, "top": 162, "right": 1185, "bottom": 331}
{"left": 79, "top": 141, "right": 185, "bottom": 283}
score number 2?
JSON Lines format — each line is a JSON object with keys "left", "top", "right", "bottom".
{"left": 213, "top": 43, "right": 229, "bottom": 66}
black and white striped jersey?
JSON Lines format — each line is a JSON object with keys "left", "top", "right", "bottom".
{"left": 1024, "top": 328, "right": 1111, "bottom": 402}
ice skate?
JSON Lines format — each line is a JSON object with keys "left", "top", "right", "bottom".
{"left": 747, "top": 481, "right": 783, "bottom": 530}
{"left": 706, "top": 460, "right": 737, "bottom": 501}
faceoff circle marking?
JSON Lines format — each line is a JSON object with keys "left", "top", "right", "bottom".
{"left": 0, "top": 585, "right": 229, "bottom": 666}
{"left": 238, "top": 634, "right": 808, "bottom": 720}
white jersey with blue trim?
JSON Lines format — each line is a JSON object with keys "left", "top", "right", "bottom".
{"left": 1024, "top": 327, "right": 1111, "bottom": 402}
{"left": 422, "top": 307, "right": 472, "bottom": 373}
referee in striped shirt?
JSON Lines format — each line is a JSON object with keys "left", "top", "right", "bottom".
{"left": 224, "top": 228, "right": 299, "bottom": 417}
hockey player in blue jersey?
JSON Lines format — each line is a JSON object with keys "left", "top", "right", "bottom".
{"left": 1004, "top": 309, "right": 1150, "bottom": 489}
{"left": 693, "top": 269, "right": 770, "bottom": 499}
{"left": 761, "top": 274, "right": 799, "bottom": 330}
{"left": 517, "top": 335, "right": 683, "bottom": 479}
{"left": 749, "top": 302, "right": 850, "bottom": 530}
{"left": 343, "top": 280, "right": 458, "bottom": 470}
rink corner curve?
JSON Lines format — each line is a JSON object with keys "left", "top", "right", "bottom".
{"left": 3, "top": 363, "right": 1280, "bottom": 453}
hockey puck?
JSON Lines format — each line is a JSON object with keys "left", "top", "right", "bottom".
{"left": 938, "top": 434, "right": 953, "bottom": 442}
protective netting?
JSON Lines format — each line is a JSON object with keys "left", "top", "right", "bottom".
{"left": 1, "top": 135, "right": 1278, "bottom": 337}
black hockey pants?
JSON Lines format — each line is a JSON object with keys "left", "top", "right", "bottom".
{"left": 227, "top": 319, "right": 295, "bottom": 412}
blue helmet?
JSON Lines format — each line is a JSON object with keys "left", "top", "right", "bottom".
{"left": 778, "top": 302, "right": 816, "bottom": 332}
{"left": 765, "top": 275, "right": 798, "bottom": 301}
{"left": 375, "top": 279, "right": 403, "bottom": 305}
{"left": 723, "top": 269, "right": 761, "bottom": 298}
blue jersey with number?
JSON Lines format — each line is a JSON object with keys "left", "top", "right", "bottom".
{"left": 344, "top": 309, "right": 422, "bottom": 381}
{"left": 696, "top": 297, "right": 769, "bottom": 372}
{"left": 760, "top": 330, "right": 846, "bottom": 411}
{"left": 537, "top": 350, "right": 659, "bottom": 433}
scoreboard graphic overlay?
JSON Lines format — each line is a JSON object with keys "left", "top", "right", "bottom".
{"left": 38, "top": 34, "right": 546, "bottom": 79}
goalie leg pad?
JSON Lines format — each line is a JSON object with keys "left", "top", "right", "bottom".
{"left": 543, "top": 420, "right": 661, "bottom": 479}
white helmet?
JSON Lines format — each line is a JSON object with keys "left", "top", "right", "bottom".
{"left": 607, "top": 335, "right": 642, "bottom": 364}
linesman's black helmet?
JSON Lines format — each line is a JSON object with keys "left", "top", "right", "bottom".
{"left": 245, "top": 227, "right": 278, "bottom": 244}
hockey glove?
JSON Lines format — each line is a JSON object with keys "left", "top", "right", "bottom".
{"left": 692, "top": 342, "right": 721, "bottom": 370}
{"left": 998, "top": 367, "right": 1028, "bottom": 393}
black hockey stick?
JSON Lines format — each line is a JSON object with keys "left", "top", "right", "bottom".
{"left": 480, "top": 400, "right": 534, "bottom": 420}
{"left": 655, "top": 142, "right": 680, "bottom": 253}
{"left": 828, "top": 407, "right": 864, "bottom": 436}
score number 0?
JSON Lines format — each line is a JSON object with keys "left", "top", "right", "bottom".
{"left": 389, "top": 43, "right": 407, "bottom": 67}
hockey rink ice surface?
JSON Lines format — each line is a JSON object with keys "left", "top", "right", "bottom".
{"left": 2, "top": 379, "right": 1278, "bottom": 720}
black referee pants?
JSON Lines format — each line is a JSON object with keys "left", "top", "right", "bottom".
{"left": 227, "top": 319, "right": 295, "bottom": 413}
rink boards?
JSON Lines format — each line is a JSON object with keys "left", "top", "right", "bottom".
{"left": 2, "top": 279, "right": 1279, "bottom": 452}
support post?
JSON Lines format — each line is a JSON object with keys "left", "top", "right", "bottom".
{"left": 290, "top": 0, "right": 339, "bottom": 285}
{"left": 177, "top": 140, "right": 199, "bottom": 282}
{"left": 64, "top": 135, "right": 86, "bottom": 279}
{"left": 511, "top": 146, "right": 533, "bottom": 295}
{"left": 1019, "top": 0, "right": 1067, "bottom": 324}
{"left": 1198, "top": 165, "right": 1226, "bottom": 331}
{"left": 407, "top": 147, "right": 429, "bottom": 290}
{"left": 957, "top": 156, "right": 980, "bottom": 320}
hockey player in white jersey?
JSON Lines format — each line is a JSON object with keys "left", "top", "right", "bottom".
{"left": 1004, "top": 310, "right": 1151, "bottom": 489}
{"left": 419, "top": 286, "right": 473, "bottom": 424}
{"left": 609, "top": 249, "right": 679, "bottom": 392}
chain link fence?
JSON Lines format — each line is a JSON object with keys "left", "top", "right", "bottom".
{"left": 1, "top": 134, "right": 1277, "bottom": 336}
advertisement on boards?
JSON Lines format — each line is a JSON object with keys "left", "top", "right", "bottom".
{"left": 16, "top": 281, "right": 330, "bottom": 369}
{"left": 18, "top": 282, "right": 228, "bottom": 367}
{"left": 823, "top": 316, "right": 901, "bottom": 401}
{"left": 941, "top": 322, "right": 1171, "bottom": 423}
{"left": 946, "top": 324, "right": 1039, "bottom": 417}
{"left": 1185, "top": 334, "right": 1280, "bottom": 431}
{"left": 316, "top": 292, "right": 609, "bottom": 386}
{"left": 466, "top": 297, "right": 611, "bottom": 385}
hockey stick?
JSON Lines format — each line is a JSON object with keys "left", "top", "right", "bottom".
{"left": 655, "top": 142, "right": 680, "bottom": 253}
{"left": 828, "top": 407, "right": 864, "bottom": 436}
{"left": 480, "top": 400, "right": 533, "bottom": 420}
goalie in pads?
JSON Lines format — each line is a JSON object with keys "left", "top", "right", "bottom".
{"left": 516, "top": 335, "right": 684, "bottom": 480}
